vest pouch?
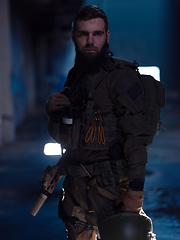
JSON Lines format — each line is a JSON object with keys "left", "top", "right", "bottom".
{"left": 95, "top": 159, "right": 128, "bottom": 185}
{"left": 47, "top": 119, "right": 62, "bottom": 144}
{"left": 61, "top": 117, "right": 82, "bottom": 150}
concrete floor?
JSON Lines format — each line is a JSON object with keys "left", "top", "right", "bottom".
{"left": 0, "top": 103, "right": 180, "bottom": 240}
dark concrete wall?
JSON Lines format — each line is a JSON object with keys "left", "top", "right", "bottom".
{"left": 10, "top": 9, "right": 36, "bottom": 126}
{"left": 98, "top": 0, "right": 179, "bottom": 104}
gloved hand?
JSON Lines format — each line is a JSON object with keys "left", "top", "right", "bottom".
{"left": 119, "top": 188, "right": 145, "bottom": 214}
{"left": 46, "top": 93, "right": 70, "bottom": 114}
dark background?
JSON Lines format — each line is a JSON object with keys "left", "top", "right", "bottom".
{"left": 0, "top": 0, "right": 180, "bottom": 239}
{"left": 5, "top": 0, "right": 180, "bottom": 127}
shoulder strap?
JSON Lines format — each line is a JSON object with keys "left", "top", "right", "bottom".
{"left": 92, "top": 57, "right": 116, "bottom": 91}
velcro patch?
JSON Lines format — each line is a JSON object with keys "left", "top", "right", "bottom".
{"left": 128, "top": 82, "right": 143, "bottom": 100}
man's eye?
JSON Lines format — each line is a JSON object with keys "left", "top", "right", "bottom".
{"left": 79, "top": 32, "right": 88, "bottom": 36}
{"left": 94, "top": 32, "right": 103, "bottom": 36}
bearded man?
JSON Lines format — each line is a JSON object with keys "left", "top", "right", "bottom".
{"left": 46, "top": 5, "right": 154, "bottom": 240}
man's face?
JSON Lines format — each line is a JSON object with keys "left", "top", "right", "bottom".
{"left": 72, "top": 18, "right": 110, "bottom": 57}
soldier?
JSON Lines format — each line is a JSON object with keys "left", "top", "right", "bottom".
{"left": 46, "top": 5, "right": 155, "bottom": 240}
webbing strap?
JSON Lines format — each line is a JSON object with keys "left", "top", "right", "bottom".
{"left": 88, "top": 178, "right": 117, "bottom": 201}
{"left": 64, "top": 163, "right": 100, "bottom": 177}
{"left": 93, "top": 58, "right": 116, "bottom": 90}
{"left": 68, "top": 216, "right": 94, "bottom": 230}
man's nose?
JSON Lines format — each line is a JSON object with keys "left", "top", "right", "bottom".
{"left": 87, "top": 34, "right": 94, "bottom": 45}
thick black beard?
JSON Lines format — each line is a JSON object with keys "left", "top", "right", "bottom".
{"left": 74, "top": 42, "right": 108, "bottom": 75}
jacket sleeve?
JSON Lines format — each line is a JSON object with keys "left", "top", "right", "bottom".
{"left": 108, "top": 67, "right": 153, "bottom": 182}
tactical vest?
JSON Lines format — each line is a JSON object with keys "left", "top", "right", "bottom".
{"left": 59, "top": 58, "right": 121, "bottom": 151}
{"left": 49, "top": 58, "right": 165, "bottom": 159}
{"left": 48, "top": 57, "right": 166, "bottom": 184}
{"left": 50, "top": 57, "right": 165, "bottom": 151}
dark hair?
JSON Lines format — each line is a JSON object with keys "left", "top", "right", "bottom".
{"left": 72, "top": 5, "right": 109, "bottom": 32}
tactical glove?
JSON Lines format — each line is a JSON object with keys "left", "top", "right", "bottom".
{"left": 46, "top": 93, "right": 70, "bottom": 114}
{"left": 120, "top": 188, "right": 145, "bottom": 213}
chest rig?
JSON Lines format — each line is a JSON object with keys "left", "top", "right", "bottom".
{"left": 57, "top": 58, "right": 131, "bottom": 184}
{"left": 61, "top": 57, "right": 121, "bottom": 151}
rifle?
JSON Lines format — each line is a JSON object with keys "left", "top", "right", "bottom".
{"left": 29, "top": 165, "right": 63, "bottom": 217}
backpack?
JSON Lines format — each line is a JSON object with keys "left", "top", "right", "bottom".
{"left": 137, "top": 70, "right": 166, "bottom": 136}
{"left": 112, "top": 58, "right": 166, "bottom": 138}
